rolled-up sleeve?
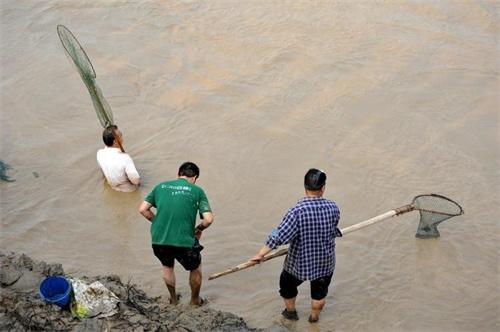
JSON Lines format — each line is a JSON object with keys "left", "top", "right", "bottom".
{"left": 124, "top": 155, "right": 140, "bottom": 180}
{"left": 265, "top": 209, "right": 299, "bottom": 249}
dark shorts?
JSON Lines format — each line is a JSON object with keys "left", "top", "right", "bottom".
{"left": 279, "top": 269, "right": 333, "bottom": 301}
{"left": 152, "top": 242, "right": 203, "bottom": 271}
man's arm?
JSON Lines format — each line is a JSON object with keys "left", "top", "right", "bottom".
{"left": 251, "top": 208, "right": 298, "bottom": 261}
{"left": 251, "top": 245, "right": 272, "bottom": 262}
{"left": 195, "top": 211, "right": 213, "bottom": 239}
{"left": 129, "top": 176, "right": 140, "bottom": 186}
{"left": 139, "top": 201, "right": 155, "bottom": 222}
{"left": 125, "top": 156, "right": 140, "bottom": 186}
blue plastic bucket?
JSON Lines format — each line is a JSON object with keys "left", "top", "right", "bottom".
{"left": 39, "top": 276, "right": 71, "bottom": 308}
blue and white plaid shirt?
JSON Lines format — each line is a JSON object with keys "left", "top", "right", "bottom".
{"left": 266, "top": 197, "right": 341, "bottom": 281}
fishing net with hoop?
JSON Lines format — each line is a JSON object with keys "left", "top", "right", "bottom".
{"left": 411, "top": 194, "right": 464, "bottom": 238}
{"left": 208, "top": 193, "right": 464, "bottom": 280}
{"left": 56, "top": 25, "right": 114, "bottom": 129}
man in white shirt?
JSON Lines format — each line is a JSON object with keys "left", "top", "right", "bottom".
{"left": 97, "top": 125, "right": 140, "bottom": 192}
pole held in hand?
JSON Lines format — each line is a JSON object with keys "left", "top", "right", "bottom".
{"left": 208, "top": 194, "right": 464, "bottom": 281}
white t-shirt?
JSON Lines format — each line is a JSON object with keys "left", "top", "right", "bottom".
{"left": 96, "top": 147, "right": 140, "bottom": 192}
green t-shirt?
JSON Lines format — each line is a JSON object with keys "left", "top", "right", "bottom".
{"left": 145, "top": 178, "right": 211, "bottom": 247}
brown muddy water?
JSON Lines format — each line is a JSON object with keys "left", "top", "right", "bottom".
{"left": 1, "top": 1, "right": 498, "bottom": 331}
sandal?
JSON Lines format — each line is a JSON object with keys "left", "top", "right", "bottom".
{"left": 281, "top": 309, "right": 299, "bottom": 321}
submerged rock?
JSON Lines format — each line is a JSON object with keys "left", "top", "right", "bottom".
{"left": 0, "top": 251, "right": 259, "bottom": 331}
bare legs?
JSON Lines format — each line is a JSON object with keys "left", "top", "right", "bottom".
{"left": 189, "top": 266, "right": 202, "bottom": 305}
{"left": 281, "top": 297, "right": 299, "bottom": 320}
{"left": 309, "top": 298, "right": 325, "bottom": 322}
{"left": 279, "top": 270, "right": 331, "bottom": 322}
{"left": 162, "top": 266, "right": 178, "bottom": 304}
{"left": 162, "top": 265, "right": 203, "bottom": 306}
{"left": 281, "top": 297, "right": 326, "bottom": 322}
{"left": 284, "top": 297, "right": 296, "bottom": 312}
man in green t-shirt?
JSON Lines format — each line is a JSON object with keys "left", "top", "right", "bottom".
{"left": 139, "top": 162, "right": 214, "bottom": 305}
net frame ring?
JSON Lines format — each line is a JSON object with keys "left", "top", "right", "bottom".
{"left": 411, "top": 194, "right": 464, "bottom": 239}
{"left": 56, "top": 25, "right": 96, "bottom": 79}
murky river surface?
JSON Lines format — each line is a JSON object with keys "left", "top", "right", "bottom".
{"left": 1, "top": 1, "right": 498, "bottom": 331}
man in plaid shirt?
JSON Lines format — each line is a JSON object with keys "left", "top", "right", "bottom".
{"left": 252, "top": 168, "right": 341, "bottom": 323}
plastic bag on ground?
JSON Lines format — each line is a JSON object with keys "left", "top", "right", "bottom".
{"left": 69, "top": 278, "right": 119, "bottom": 318}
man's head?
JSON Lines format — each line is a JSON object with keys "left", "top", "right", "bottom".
{"left": 304, "top": 168, "right": 326, "bottom": 194}
{"left": 178, "top": 162, "right": 200, "bottom": 181}
{"left": 102, "top": 125, "right": 121, "bottom": 147}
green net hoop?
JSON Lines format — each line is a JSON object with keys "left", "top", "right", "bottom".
{"left": 412, "top": 194, "right": 464, "bottom": 238}
{"left": 57, "top": 25, "right": 114, "bottom": 128}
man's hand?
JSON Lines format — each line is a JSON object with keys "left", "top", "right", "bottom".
{"left": 250, "top": 254, "right": 265, "bottom": 263}
{"left": 195, "top": 213, "right": 213, "bottom": 239}
{"left": 250, "top": 245, "right": 272, "bottom": 263}
{"left": 129, "top": 176, "right": 140, "bottom": 186}
{"left": 194, "top": 224, "right": 204, "bottom": 240}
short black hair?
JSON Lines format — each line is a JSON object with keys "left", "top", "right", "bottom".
{"left": 102, "top": 125, "right": 118, "bottom": 147}
{"left": 304, "top": 168, "right": 326, "bottom": 191}
{"left": 178, "top": 162, "right": 200, "bottom": 178}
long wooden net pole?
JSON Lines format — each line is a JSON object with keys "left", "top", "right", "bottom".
{"left": 208, "top": 204, "right": 414, "bottom": 280}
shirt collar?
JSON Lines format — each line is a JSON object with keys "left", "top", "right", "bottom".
{"left": 301, "top": 196, "right": 323, "bottom": 202}
{"left": 177, "top": 178, "right": 190, "bottom": 184}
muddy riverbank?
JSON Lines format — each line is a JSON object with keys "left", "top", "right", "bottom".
{"left": 0, "top": 251, "right": 260, "bottom": 331}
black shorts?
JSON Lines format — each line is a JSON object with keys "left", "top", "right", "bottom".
{"left": 152, "top": 242, "right": 203, "bottom": 271}
{"left": 279, "top": 269, "right": 333, "bottom": 301}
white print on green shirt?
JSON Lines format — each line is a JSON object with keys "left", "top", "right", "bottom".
{"left": 161, "top": 184, "right": 191, "bottom": 191}
{"left": 171, "top": 191, "right": 194, "bottom": 196}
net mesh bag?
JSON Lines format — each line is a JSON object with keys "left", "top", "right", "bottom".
{"left": 57, "top": 25, "right": 114, "bottom": 128}
{"left": 412, "top": 194, "right": 464, "bottom": 238}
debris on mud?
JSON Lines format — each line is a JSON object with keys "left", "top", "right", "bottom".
{"left": 0, "top": 251, "right": 258, "bottom": 331}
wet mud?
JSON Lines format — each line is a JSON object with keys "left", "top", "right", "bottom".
{"left": 0, "top": 251, "right": 259, "bottom": 331}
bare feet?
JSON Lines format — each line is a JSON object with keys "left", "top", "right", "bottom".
{"left": 308, "top": 314, "right": 319, "bottom": 323}
{"left": 190, "top": 297, "right": 206, "bottom": 306}
{"left": 169, "top": 294, "right": 181, "bottom": 305}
